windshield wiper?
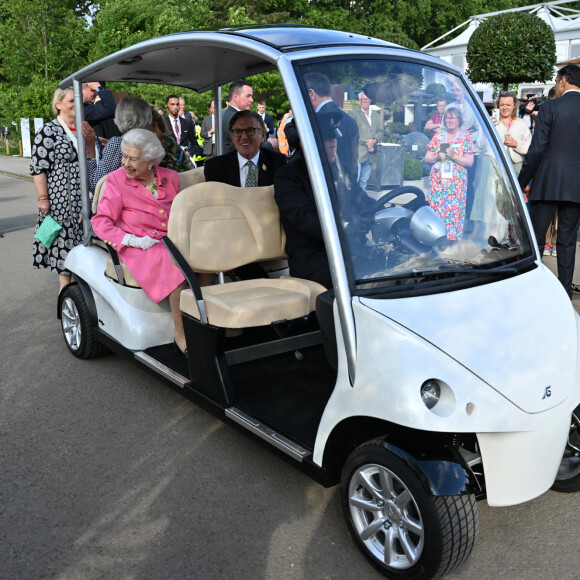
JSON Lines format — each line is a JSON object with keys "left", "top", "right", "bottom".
{"left": 413, "top": 264, "right": 518, "bottom": 277}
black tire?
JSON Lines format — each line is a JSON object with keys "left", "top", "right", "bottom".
{"left": 551, "top": 405, "right": 580, "bottom": 493}
{"left": 60, "top": 284, "right": 107, "bottom": 359}
{"left": 341, "top": 439, "right": 479, "bottom": 580}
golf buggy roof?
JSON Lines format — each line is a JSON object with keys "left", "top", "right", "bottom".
{"left": 60, "top": 26, "right": 400, "bottom": 92}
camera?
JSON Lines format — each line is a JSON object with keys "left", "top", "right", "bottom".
{"left": 519, "top": 93, "right": 547, "bottom": 117}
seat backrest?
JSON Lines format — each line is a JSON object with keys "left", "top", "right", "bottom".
{"left": 179, "top": 166, "right": 205, "bottom": 190}
{"left": 168, "top": 182, "right": 286, "bottom": 273}
{"left": 92, "top": 174, "right": 108, "bottom": 215}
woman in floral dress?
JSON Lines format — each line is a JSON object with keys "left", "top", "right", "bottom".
{"left": 31, "top": 86, "right": 84, "bottom": 294}
{"left": 424, "top": 107, "right": 475, "bottom": 240}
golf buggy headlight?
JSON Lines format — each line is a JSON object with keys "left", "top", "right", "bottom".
{"left": 421, "top": 379, "right": 441, "bottom": 409}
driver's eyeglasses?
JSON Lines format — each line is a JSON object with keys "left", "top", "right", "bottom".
{"left": 232, "top": 127, "right": 262, "bottom": 137}
{"left": 359, "top": 98, "right": 370, "bottom": 102}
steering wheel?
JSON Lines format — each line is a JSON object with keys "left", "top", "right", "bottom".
{"left": 373, "top": 185, "right": 427, "bottom": 213}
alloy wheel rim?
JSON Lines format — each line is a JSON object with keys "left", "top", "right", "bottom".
{"left": 61, "top": 297, "right": 81, "bottom": 351}
{"left": 348, "top": 463, "right": 424, "bottom": 569}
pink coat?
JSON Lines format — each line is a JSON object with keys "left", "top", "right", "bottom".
{"left": 91, "top": 166, "right": 185, "bottom": 303}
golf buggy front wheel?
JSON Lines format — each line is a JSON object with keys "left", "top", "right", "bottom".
{"left": 552, "top": 405, "right": 580, "bottom": 493}
{"left": 341, "top": 440, "right": 479, "bottom": 580}
{"left": 59, "top": 284, "right": 107, "bottom": 359}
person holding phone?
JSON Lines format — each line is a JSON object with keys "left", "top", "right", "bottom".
{"left": 493, "top": 91, "right": 531, "bottom": 177}
{"left": 424, "top": 107, "right": 475, "bottom": 240}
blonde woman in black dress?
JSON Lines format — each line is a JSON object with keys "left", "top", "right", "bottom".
{"left": 31, "top": 87, "right": 87, "bottom": 294}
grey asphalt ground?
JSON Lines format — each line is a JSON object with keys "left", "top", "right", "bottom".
{"left": 1, "top": 157, "right": 579, "bottom": 579}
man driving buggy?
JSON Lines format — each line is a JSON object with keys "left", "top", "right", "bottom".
{"left": 274, "top": 111, "right": 376, "bottom": 288}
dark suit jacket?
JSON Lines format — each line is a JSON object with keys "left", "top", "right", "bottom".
{"left": 318, "top": 100, "right": 359, "bottom": 181}
{"left": 221, "top": 106, "right": 238, "bottom": 154}
{"left": 200, "top": 114, "right": 215, "bottom": 157}
{"left": 204, "top": 148, "right": 286, "bottom": 187}
{"left": 94, "top": 99, "right": 121, "bottom": 140}
{"left": 518, "top": 91, "right": 580, "bottom": 203}
{"left": 274, "top": 153, "right": 331, "bottom": 288}
{"left": 84, "top": 89, "right": 117, "bottom": 142}
{"left": 262, "top": 113, "right": 275, "bottom": 136}
{"left": 165, "top": 114, "right": 197, "bottom": 154}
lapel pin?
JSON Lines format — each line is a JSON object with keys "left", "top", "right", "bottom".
{"left": 262, "top": 164, "right": 267, "bottom": 171}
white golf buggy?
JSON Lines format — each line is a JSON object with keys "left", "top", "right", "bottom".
{"left": 58, "top": 27, "right": 580, "bottom": 579}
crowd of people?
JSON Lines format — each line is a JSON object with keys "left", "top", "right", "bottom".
{"left": 30, "top": 63, "right": 580, "bottom": 347}
{"left": 419, "top": 65, "right": 580, "bottom": 298}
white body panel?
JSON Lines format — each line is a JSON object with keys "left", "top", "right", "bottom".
{"left": 65, "top": 245, "right": 174, "bottom": 350}
{"left": 313, "top": 266, "right": 580, "bottom": 505}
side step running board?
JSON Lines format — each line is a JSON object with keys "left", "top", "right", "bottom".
{"left": 225, "top": 407, "right": 311, "bottom": 462}
{"left": 135, "top": 351, "right": 189, "bottom": 388}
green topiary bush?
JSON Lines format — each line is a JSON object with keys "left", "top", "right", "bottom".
{"left": 466, "top": 12, "right": 556, "bottom": 90}
{"left": 404, "top": 156, "right": 423, "bottom": 181}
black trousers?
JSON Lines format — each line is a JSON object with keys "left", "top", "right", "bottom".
{"left": 529, "top": 201, "right": 580, "bottom": 298}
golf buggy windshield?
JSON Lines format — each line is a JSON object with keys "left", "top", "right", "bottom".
{"left": 295, "top": 59, "right": 534, "bottom": 289}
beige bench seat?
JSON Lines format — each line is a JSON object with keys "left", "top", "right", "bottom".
{"left": 168, "top": 181, "right": 325, "bottom": 329}
{"left": 180, "top": 277, "right": 324, "bottom": 328}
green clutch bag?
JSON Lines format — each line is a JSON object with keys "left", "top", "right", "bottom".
{"left": 34, "top": 214, "right": 63, "bottom": 248}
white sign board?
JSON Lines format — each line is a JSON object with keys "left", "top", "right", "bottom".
{"left": 34, "top": 118, "right": 44, "bottom": 135}
{"left": 20, "top": 118, "right": 32, "bottom": 157}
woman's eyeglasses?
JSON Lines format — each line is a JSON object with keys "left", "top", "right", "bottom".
{"left": 499, "top": 91, "right": 516, "bottom": 96}
{"left": 231, "top": 127, "right": 262, "bottom": 137}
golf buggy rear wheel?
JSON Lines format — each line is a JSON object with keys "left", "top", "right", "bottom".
{"left": 60, "top": 284, "right": 107, "bottom": 359}
{"left": 341, "top": 439, "right": 478, "bottom": 579}
{"left": 552, "top": 405, "right": 580, "bottom": 493}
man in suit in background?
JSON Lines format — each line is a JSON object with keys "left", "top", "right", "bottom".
{"left": 221, "top": 80, "right": 254, "bottom": 154}
{"left": 303, "top": 72, "right": 359, "bottom": 184}
{"left": 82, "top": 82, "right": 117, "bottom": 150}
{"left": 200, "top": 100, "right": 216, "bottom": 160}
{"left": 519, "top": 64, "right": 580, "bottom": 298}
{"left": 179, "top": 97, "right": 195, "bottom": 123}
{"left": 165, "top": 94, "right": 197, "bottom": 158}
{"left": 256, "top": 99, "right": 274, "bottom": 136}
{"left": 348, "top": 91, "right": 383, "bottom": 191}
{"left": 205, "top": 110, "right": 285, "bottom": 186}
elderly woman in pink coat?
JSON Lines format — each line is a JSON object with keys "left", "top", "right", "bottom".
{"left": 91, "top": 128, "right": 188, "bottom": 354}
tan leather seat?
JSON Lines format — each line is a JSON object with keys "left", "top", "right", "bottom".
{"left": 168, "top": 182, "right": 326, "bottom": 329}
{"left": 91, "top": 174, "right": 108, "bottom": 216}
{"left": 178, "top": 166, "right": 205, "bottom": 190}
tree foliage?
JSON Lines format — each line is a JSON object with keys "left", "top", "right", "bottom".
{"left": 466, "top": 11, "right": 557, "bottom": 89}
{"left": 0, "top": 0, "right": 561, "bottom": 130}
{"left": 0, "top": 0, "right": 91, "bottom": 122}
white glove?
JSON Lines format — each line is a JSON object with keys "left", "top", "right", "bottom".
{"left": 122, "top": 234, "right": 160, "bottom": 250}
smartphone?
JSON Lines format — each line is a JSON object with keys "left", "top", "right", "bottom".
{"left": 492, "top": 108, "right": 500, "bottom": 122}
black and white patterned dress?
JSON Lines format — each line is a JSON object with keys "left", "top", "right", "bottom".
{"left": 30, "top": 119, "right": 83, "bottom": 275}
{"left": 87, "top": 135, "right": 122, "bottom": 192}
